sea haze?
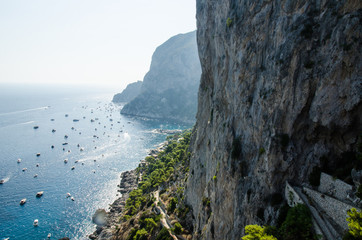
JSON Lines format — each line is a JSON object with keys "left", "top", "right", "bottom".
{"left": 0, "top": 84, "right": 190, "bottom": 240}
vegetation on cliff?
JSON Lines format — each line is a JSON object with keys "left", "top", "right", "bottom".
{"left": 112, "top": 130, "right": 193, "bottom": 239}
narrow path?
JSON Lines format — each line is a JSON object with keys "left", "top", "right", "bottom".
{"left": 154, "top": 190, "right": 178, "bottom": 240}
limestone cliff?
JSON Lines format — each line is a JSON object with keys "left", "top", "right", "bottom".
{"left": 185, "top": 0, "right": 361, "bottom": 239}
{"left": 121, "top": 31, "right": 201, "bottom": 123}
{"left": 112, "top": 81, "right": 142, "bottom": 103}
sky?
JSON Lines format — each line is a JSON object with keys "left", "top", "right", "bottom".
{"left": 0, "top": 0, "right": 196, "bottom": 92}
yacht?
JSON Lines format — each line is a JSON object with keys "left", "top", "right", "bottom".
{"left": 33, "top": 219, "right": 38, "bottom": 226}
{"left": 36, "top": 191, "right": 43, "bottom": 197}
{"left": 22, "top": 168, "right": 27, "bottom": 172}
{"left": 17, "top": 158, "right": 21, "bottom": 163}
{"left": 20, "top": 198, "right": 27, "bottom": 205}
{"left": 34, "top": 174, "right": 38, "bottom": 178}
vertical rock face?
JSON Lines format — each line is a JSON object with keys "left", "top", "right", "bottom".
{"left": 186, "top": 0, "right": 361, "bottom": 239}
{"left": 121, "top": 31, "right": 201, "bottom": 123}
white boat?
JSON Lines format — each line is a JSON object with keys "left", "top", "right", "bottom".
{"left": 64, "top": 159, "right": 68, "bottom": 163}
{"left": 34, "top": 174, "right": 38, "bottom": 178}
{"left": 17, "top": 158, "right": 21, "bottom": 163}
{"left": 71, "top": 166, "right": 75, "bottom": 170}
{"left": 33, "top": 219, "right": 38, "bottom": 226}
{"left": 20, "top": 198, "right": 26, "bottom": 205}
{"left": 71, "top": 197, "right": 75, "bottom": 201}
{"left": 36, "top": 153, "right": 41, "bottom": 157}
{"left": 80, "top": 147, "right": 84, "bottom": 151}
{"left": 66, "top": 193, "right": 71, "bottom": 198}
{"left": 47, "top": 233, "right": 51, "bottom": 238}
{"left": 36, "top": 191, "right": 43, "bottom": 197}
{"left": 22, "top": 168, "right": 27, "bottom": 172}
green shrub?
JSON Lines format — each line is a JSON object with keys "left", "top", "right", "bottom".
{"left": 134, "top": 228, "right": 148, "bottom": 240}
{"left": 259, "top": 147, "right": 266, "bottom": 155}
{"left": 167, "top": 197, "right": 178, "bottom": 213}
{"left": 213, "top": 175, "right": 217, "bottom": 181}
{"left": 309, "top": 166, "right": 321, "bottom": 187}
{"left": 173, "top": 222, "right": 182, "bottom": 235}
{"left": 280, "top": 204, "right": 316, "bottom": 240}
{"left": 156, "top": 227, "right": 172, "bottom": 240}
{"left": 226, "top": 17, "right": 233, "bottom": 27}
{"left": 346, "top": 208, "right": 362, "bottom": 238}
{"left": 242, "top": 225, "right": 277, "bottom": 240}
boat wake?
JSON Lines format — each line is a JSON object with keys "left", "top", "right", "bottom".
{"left": 0, "top": 106, "right": 49, "bottom": 116}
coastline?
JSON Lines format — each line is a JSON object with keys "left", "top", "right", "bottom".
{"left": 89, "top": 142, "right": 167, "bottom": 239}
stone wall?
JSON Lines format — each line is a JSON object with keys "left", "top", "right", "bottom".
{"left": 318, "top": 173, "right": 353, "bottom": 202}
{"left": 303, "top": 186, "right": 359, "bottom": 230}
{"left": 285, "top": 182, "right": 303, "bottom": 207}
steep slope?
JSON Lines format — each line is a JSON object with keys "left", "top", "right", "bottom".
{"left": 112, "top": 81, "right": 142, "bottom": 103}
{"left": 185, "top": 0, "right": 361, "bottom": 239}
{"left": 121, "top": 31, "right": 201, "bottom": 124}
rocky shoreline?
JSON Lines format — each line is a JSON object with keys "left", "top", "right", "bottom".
{"left": 89, "top": 170, "right": 138, "bottom": 240}
{"left": 89, "top": 143, "right": 167, "bottom": 240}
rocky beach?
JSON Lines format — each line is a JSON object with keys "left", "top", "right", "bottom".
{"left": 89, "top": 143, "right": 167, "bottom": 240}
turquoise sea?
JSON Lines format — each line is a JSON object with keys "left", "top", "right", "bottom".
{"left": 0, "top": 84, "right": 190, "bottom": 240}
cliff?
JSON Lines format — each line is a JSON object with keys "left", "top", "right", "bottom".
{"left": 185, "top": 0, "right": 361, "bottom": 239}
{"left": 112, "top": 81, "right": 142, "bottom": 103}
{"left": 121, "top": 31, "right": 201, "bottom": 124}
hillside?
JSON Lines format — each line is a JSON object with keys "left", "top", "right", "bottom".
{"left": 112, "top": 81, "right": 142, "bottom": 103}
{"left": 121, "top": 31, "right": 201, "bottom": 124}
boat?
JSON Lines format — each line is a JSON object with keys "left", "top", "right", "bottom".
{"left": 52, "top": 129, "right": 56, "bottom": 133}
{"left": 64, "top": 159, "right": 68, "bottom": 163}
{"left": 36, "top": 153, "right": 41, "bottom": 157}
{"left": 71, "top": 197, "right": 75, "bottom": 201}
{"left": 65, "top": 114, "right": 68, "bottom": 117}
{"left": 75, "top": 160, "right": 79, "bottom": 163}
{"left": 73, "top": 119, "right": 79, "bottom": 122}
{"left": 80, "top": 147, "right": 84, "bottom": 151}
{"left": 17, "top": 158, "right": 21, "bottom": 163}
{"left": 71, "top": 166, "right": 75, "bottom": 170}
{"left": 0, "top": 179, "right": 5, "bottom": 184}
{"left": 64, "top": 135, "right": 68, "bottom": 139}
{"left": 33, "top": 126, "right": 39, "bottom": 129}
{"left": 22, "top": 168, "right": 27, "bottom": 172}
{"left": 36, "top": 191, "right": 43, "bottom": 197}
{"left": 20, "top": 198, "right": 26, "bottom": 205}
{"left": 66, "top": 193, "right": 71, "bottom": 198}
{"left": 50, "top": 118, "right": 55, "bottom": 121}
{"left": 34, "top": 174, "right": 38, "bottom": 178}
{"left": 51, "top": 145, "right": 54, "bottom": 149}
{"left": 47, "top": 233, "right": 51, "bottom": 238}
{"left": 33, "top": 219, "right": 38, "bottom": 226}
{"left": 62, "top": 142, "right": 68, "bottom": 145}
{"left": 36, "top": 163, "right": 39, "bottom": 167}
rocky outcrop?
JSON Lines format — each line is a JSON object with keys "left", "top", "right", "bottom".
{"left": 121, "top": 31, "right": 201, "bottom": 123}
{"left": 185, "top": 0, "right": 361, "bottom": 239}
{"left": 90, "top": 170, "right": 138, "bottom": 240}
{"left": 112, "top": 81, "right": 142, "bottom": 103}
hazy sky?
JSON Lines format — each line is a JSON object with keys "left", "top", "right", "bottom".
{"left": 0, "top": 0, "right": 196, "bottom": 91}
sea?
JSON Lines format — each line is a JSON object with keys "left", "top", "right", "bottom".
{"left": 0, "top": 83, "right": 191, "bottom": 240}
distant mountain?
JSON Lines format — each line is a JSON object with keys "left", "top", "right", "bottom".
{"left": 120, "top": 31, "right": 201, "bottom": 124}
{"left": 112, "top": 81, "right": 142, "bottom": 103}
